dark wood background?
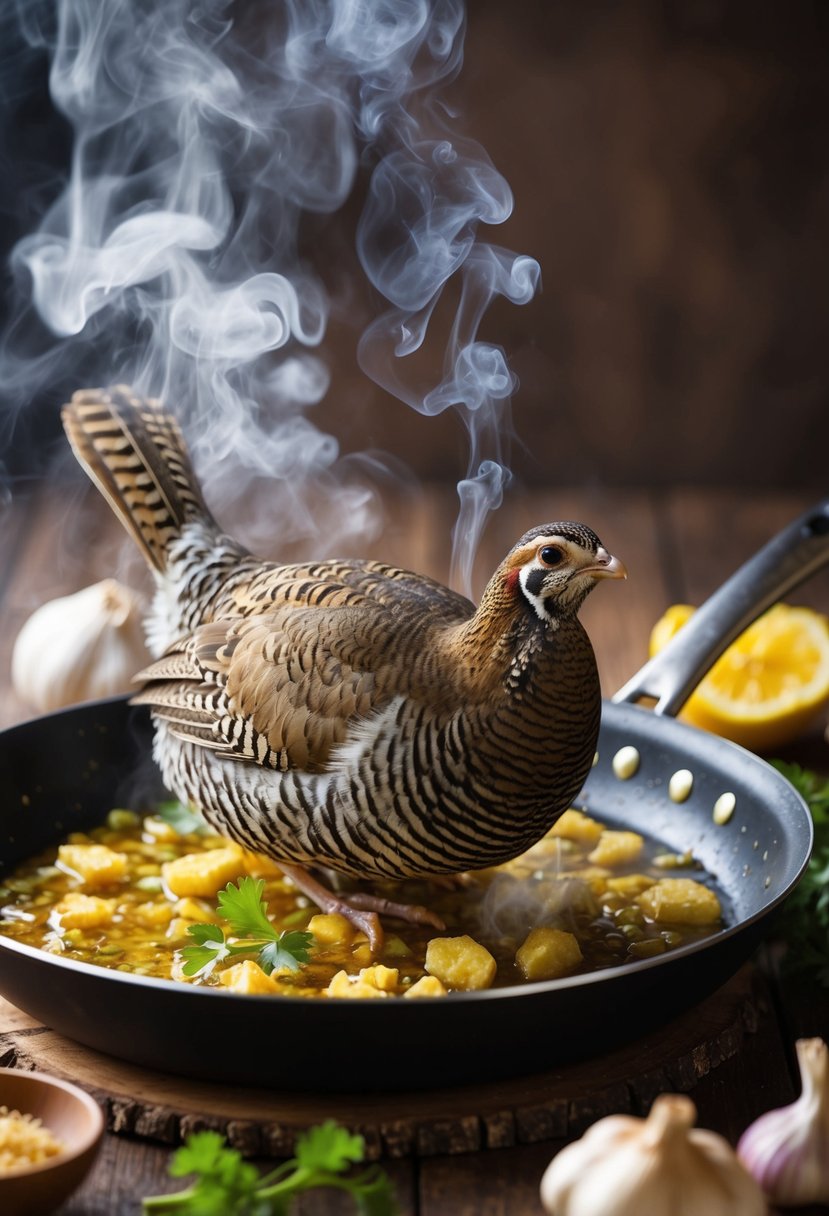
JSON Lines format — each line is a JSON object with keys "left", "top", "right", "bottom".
{"left": 316, "top": 0, "right": 829, "bottom": 491}
{"left": 2, "top": 0, "right": 828, "bottom": 492}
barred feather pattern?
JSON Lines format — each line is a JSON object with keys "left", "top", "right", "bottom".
{"left": 150, "top": 626, "right": 601, "bottom": 880}
{"left": 63, "top": 386, "right": 614, "bottom": 882}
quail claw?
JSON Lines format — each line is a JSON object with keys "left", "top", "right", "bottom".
{"left": 346, "top": 891, "right": 446, "bottom": 933}
{"left": 278, "top": 862, "right": 445, "bottom": 954}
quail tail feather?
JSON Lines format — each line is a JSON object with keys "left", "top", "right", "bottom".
{"left": 62, "top": 386, "right": 258, "bottom": 652}
{"left": 62, "top": 385, "right": 214, "bottom": 575}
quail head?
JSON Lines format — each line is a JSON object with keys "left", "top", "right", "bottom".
{"left": 62, "top": 386, "right": 626, "bottom": 946}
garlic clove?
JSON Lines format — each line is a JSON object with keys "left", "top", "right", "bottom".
{"left": 540, "top": 1093, "right": 767, "bottom": 1216}
{"left": 11, "top": 579, "right": 150, "bottom": 713}
{"left": 737, "top": 1037, "right": 829, "bottom": 1206}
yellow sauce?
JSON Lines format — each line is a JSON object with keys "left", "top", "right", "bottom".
{"left": 0, "top": 806, "right": 723, "bottom": 997}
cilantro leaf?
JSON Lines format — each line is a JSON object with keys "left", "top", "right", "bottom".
{"left": 168, "top": 1131, "right": 227, "bottom": 1178}
{"left": 180, "top": 923, "right": 228, "bottom": 978}
{"left": 258, "top": 931, "right": 313, "bottom": 976}
{"left": 295, "top": 1120, "right": 365, "bottom": 1174}
{"left": 146, "top": 1131, "right": 261, "bottom": 1213}
{"left": 182, "top": 882, "right": 314, "bottom": 979}
{"left": 217, "top": 877, "right": 277, "bottom": 939}
{"left": 187, "top": 923, "right": 225, "bottom": 946}
{"left": 143, "top": 1124, "right": 399, "bottom": 1215}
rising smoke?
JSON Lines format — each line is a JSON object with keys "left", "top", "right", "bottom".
{"left": 1, "top": 0, "right": 539, "bottom": 595}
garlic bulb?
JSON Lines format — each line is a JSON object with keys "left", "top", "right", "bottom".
{"left": 738, "top": 1037, "right": 829, "bottom": 1206}
{"left": 11, "top": 579, "right": 149, "bottom": 712}
{"left": 540, "top": 1093, "right": 767, "bottom": 1216}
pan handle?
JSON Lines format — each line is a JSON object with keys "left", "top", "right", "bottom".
{"left": 613, "top": 498, "right": 829, "bottom": 717}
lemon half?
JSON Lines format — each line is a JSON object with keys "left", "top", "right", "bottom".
{"left": 649, "top": 602, "right": 829, "bottom": 752}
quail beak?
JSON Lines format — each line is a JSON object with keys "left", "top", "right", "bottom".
{"left": 585, "top": 547, "right": 627, "bottom": 580}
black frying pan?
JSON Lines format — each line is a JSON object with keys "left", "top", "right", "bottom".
{"left": 0, "top": 502, "right": 827, "bottom": 1092}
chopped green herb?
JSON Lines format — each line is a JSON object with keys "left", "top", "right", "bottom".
{"left": 142, "top": 1121, "right": 399, "bottom": 1214}
{"left": 181, "top": 877, "right": 313, "bottom": 979}
{"left": 180, "top": 923, "right": 229, "bottom": 978}
{"left": 770, "top": 761, "right": 829, "bottom": 985}
{"left": 157, "top": 800, "right": 210, "bottom": 836}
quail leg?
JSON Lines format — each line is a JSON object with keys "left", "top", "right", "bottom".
{"left": 278, "top": 863, "right": 445, "bottom": 953}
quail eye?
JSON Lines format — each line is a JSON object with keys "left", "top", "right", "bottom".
{"left": 539, "top": 545, "right": 564, "bottom": 567}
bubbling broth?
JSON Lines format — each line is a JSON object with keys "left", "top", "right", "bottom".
{"left": 0, "top": 806, "right": 724, "bottom": 998}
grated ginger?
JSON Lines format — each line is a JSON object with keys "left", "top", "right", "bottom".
{"left": 0, "top": 1105, "right": 64, "bottom": 1172}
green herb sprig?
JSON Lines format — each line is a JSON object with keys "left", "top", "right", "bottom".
{"left": 770, "top": 760, "right": 829, "bottom": 985}
{"left": 142, "top": 1121, "right": 398, "bottom": 1214}
{"left": 181, "top": 877, "right": 313, "bottom": 979}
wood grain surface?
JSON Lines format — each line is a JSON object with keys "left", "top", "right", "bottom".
{"left": 0, "top": 968, "right": 761, "bottom": 1159}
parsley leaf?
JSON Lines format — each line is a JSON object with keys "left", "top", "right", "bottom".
{"left": 168, "top": 1131, "right": 227, "bottom": 1178}
{"left": 181, "top": 923, "right": 228, "bottom": 978}
{"left": 143, "top": 1125, "right": 399, "bottom": 1214}
{"left": 257, "top": 932, "right": 313, "bottom": 976}
{"left": 217, "top": 876, "right": 280, "bottom": 938}
{"left": 180, "top": 878, "right": 313, "bottom": 980}
{"left": 152, "top": 1132, "right": 261, "bottom": 1213}
{"left": 294, "top": 1120, "right": 365, "bottom": 1174}
{"left": 769, "top": 760, "right": 829, "bottom": 984}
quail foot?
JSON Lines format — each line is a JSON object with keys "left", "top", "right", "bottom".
{"left": 63, "top": 386, "right": 626, "bottom": 949}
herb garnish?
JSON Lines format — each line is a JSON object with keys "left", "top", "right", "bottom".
{"left": 181, "top": 877, "right": 313, "bottom": 979}
{"left": 142, "top": 1121, "right": 398, "bottom": 1213}
{"left": 157, "top": 800, "right": 210, "bottom": 836}
{"left": 770, "top": 761, "right": 829, "bottom": 985}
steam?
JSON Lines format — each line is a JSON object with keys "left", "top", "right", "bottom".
{"left": 2, "top": 0, "right": 538, "bottom": 591}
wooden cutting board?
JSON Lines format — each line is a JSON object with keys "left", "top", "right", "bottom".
{"left": 0, "top": 965, "right": 763, "bottom": 1159}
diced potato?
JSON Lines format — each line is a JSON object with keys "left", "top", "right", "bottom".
{"left": 166, "top": 917, "right": 194, "bottom": 943}
{"left": 308, "top": 913, "right": 354, "bottom": 945}
{"left": 57, "top": 844, "right": 128, "bottom": 886}
{"left": 559, "top": 866, "right": 611, "bottom": 896}
{"left": 605, "top": 873, "right": 656, "bottom": 898}
{"left": 219, "top": 960, "right": 282, "bottom": 995}
{"left": 588, "top": 830, "right": 645, "bottom": 867}
{"left": 161, "top": 845, "right": 244, "bottom": 897}
{"left": 172, "top": 897, "right": 216, "bottom": 922}
{"left": 141, "top": 816, "right": 181, "bottom": 844}
{"left": 537, "top": 876, "right": 598, "bottom": 918}
{"left": 425, "top": 934, "right": 496, "bottom": 991}
{"left": 326, "top": 969, "right": 389, "bottom": 999}
{"left": 359, "top": 964, "right": 399, "bottom": 992}
{"left": 635, "top": 878, "right": 722, "bottom": 925}
{"left": 404, "top": 975, "right": 447, "bottom": 999}
{"left": 51, "top": 892, "right": 115, "bottom": 930}
{"left": 131, "top": 900, "right": 174, "bottom": 928}
{"left": 241, "top": 849, "right": 285, "bottom": 879}
{"left": 549, "top": 809, "right": 604, "bottom": 845}
{"left": 351, "top": 941, "right": 373, "bottom": 968}
{"left": 515, "top": 927, "right": 583, "bottom": 981}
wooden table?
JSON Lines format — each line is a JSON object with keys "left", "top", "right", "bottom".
{"left": 2, "top": 484, "right": 829, "bottom": 1215}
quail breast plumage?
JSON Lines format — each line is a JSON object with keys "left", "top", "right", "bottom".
{"left": 62, "top": 386, "right": 626, "bottom": 944}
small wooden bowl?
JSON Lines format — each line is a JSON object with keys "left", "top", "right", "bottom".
{"left": 0, "top": 1067, "right": 104, "bottom": 1216}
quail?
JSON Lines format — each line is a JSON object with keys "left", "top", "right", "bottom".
{"left": 62, "top": 386, "right": 626, "bottom": 947}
